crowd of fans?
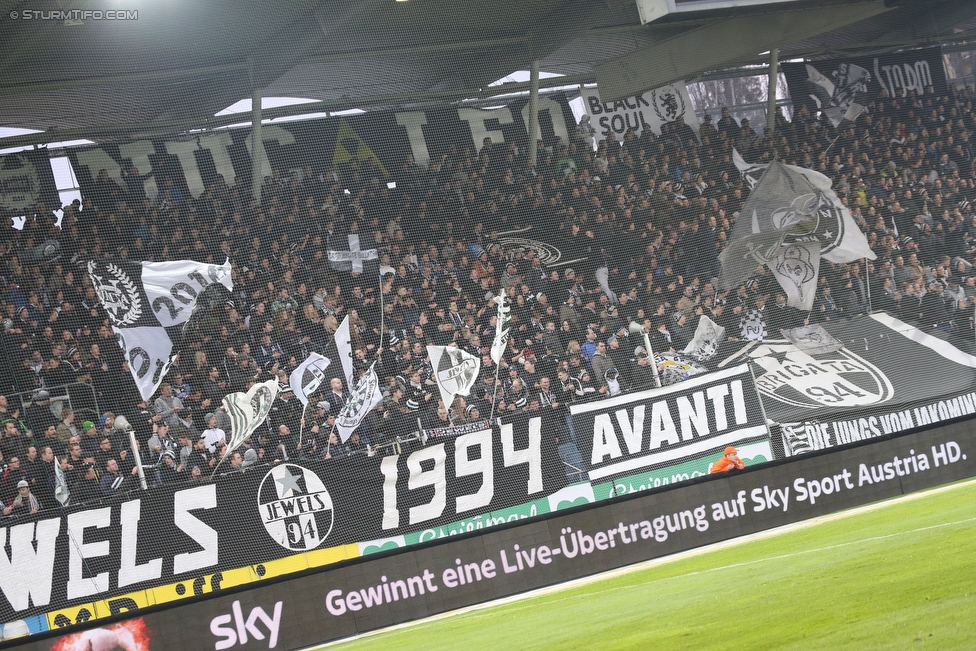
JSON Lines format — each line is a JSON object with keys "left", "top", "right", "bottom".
{"left": 3, "top": 79, "right": 976, "bottom": 517}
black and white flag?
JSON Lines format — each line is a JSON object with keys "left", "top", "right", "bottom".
{"left": 490, "top": 290, "right": 511, "bottom": 364}
{"left": 802, "top": 62, "right": 871, "bottom": 128}
{"left": 427, "top": 345, "right": 481, "bottom": 408}
{"left": 328, "top": 232, "right": 378, "bottom": 275}
{"left": 87, "top": 258, "right": 233, "bottom": 400}
{"left": 289, "top": 353, "right": 331, "bottom": 408}
{"left": 222, "top": 379, "right": 280, "bottom": 457}
{"left": 769, "top": 241, "right": 821, "bottom": 311}
{"left": 740, "top": 308, "right": 769, "bottom": 342}
{"left": 654, "top": 351, "right": 710, "bottom": 386}
{"left": 682, "top": 315, "right": 726, "bottom": 362}
{"left": 336, "top": 362, "right": 383, "bottom": 443}
{"left": 720, "top": 158, "right": 874, "bottom": 305}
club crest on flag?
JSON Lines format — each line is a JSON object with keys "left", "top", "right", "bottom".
{"left": 747, "top": 342, "right": 893, "bottom": 409}
{"left": 258, "top": 463, "right": 334, "bottom": 551}
{"left": 770, "top": 192, "right": 845, "bottom": 256}
{"left": 650, "top": 84, "right": 686, "bottom": 123}
{"left": 289, "top": 353, "right": 331, "bottom": 408}
{"left": 87, "top": 261, "right": 143, "bottom": 326}
{"left": 436, "top": 348, "right": 478, "bottom": 395}
{"left": 337, "top": 368, "right": 379, "bottom": 432}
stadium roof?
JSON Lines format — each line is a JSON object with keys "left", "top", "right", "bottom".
{"left": 1, "top": 0, "right": 975, "bottom": 147}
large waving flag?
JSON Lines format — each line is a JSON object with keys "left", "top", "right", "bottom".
{"left": 87, "top": 258, "right": 232, "bottom": 399}
{"left": 720, "top": 156, "right": 874, "bottom": 308}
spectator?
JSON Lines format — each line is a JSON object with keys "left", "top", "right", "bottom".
{"left": 99, "top": 458, "right": 136, "bottom": 496}
{"left": 3, "top": 480, "right": 39, "bottom": 516}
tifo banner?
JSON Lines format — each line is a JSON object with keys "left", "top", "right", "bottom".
{"left": 717, "top": 313, "right": 976, "bottom": 456}
{"left": 0, "top": 150, "right": 60, "bottom": 216}
{"left": 581, "top": 82, "right": 700, "bottom": 143}
{"left": 66, "top": 96, "right": 576, "bottom": 201}
{"left": 569, "top": 364, "right": 771, "bottom": 481}
{"left": 7, "top": 419, "right": 974, "bottom": 649}
{"left": 0, "top": 412, "right": 565, "bottom": 627}
{"left": 783, "top": 48, "right": 947, "bottom": 124}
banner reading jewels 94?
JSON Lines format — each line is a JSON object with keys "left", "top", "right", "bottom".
{"left": 570, "top": 364, "right": 771, "bottom": 482}
{"left": 0, "top": 412, "right": 565, "bottom": 627}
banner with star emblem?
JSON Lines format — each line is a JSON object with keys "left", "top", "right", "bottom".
{"left": 87, "top": 258, "right": 233, "bottom": 400}
{"left": 715, "top": 313, "right": 976, "bottom": 455}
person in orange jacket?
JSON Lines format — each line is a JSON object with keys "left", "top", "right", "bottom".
{"left": 710, "top": 446, "right": 745, "bottom": 474}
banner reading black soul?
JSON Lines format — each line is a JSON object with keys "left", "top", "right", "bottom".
{"left": 0, "top": 412, "right": 564, "bottom": 627}
{"left": 6, "top": 418, "right": 974, "bottom": 650}
{"left": 0, "top": 150, "right": 60, "bottom": 217}
{"left": 570, "top": 364, "right": 771, "bottom": 482}
{"left": 65, "top": 96, "right": 576, "bottom": 203}
{"left": 717, "top": 313, "right": 976, "bottom": 457}
{"left": 782, "top": 47, "right": 947, "bottom": 123}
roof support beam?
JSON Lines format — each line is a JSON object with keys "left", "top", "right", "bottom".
{"left": 594, "top": 1, "right": 887, "bottom": 101}
{"left": 307, "top": 37, "right": 531, "bottom": 63}
{"left": 0, "top": 64, "right": 250, "bottom": 98}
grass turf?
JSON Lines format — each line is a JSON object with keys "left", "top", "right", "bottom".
{"left": 320, "top": 479, "right": 976, "bottom": 651}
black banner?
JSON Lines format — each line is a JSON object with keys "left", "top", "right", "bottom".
{"left": 0, "top": 412, "right": 564, "bottom": 627}
{"left": 783, "top": 47, "right": 948, "bottom": 121}
{"left": 66, "top": 96, "right": 576, "bottom": 203}
{"left": 7, "top": 418, "right": 975, "bottom": 650}
{"left": 718, "top": 314, "right": 976, "bottom": 455}
{"left": 0, "top": 150, "right": 60, "bottom": 217}
{"left": 570, "top": 364, "right": 770, "bottom": 482}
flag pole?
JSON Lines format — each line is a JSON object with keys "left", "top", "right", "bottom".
{"left": 297, "top": 401, "right": 309, "bottom": 455}
{"left": 864, "top": 258, "right": 872, "bottom": 313}
{"left": 326, "top": 421, "right": 337, "bottom": 459}
{"left": 488, "top": 358, "right": 503, "bottom": 422}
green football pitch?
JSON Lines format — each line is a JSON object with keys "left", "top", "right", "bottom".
{"left": 316, "top": 478, "right": 976, "bottom": 651}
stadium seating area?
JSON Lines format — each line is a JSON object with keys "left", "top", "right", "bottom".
{"left": 3, "top": 81, "right": 976, "bottom": 515}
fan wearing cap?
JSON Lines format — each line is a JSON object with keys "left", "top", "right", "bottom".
{"left": 709, "top": 446, "right": 746, "bottom": 474}
{"left": 3, "top": 480, "right": 39, "bottom": 516}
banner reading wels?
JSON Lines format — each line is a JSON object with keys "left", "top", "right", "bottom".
{"left": 9, "top": 419, "right": 974, "bottom": 650}
{"left": 0, "top": 412, "right": 564, "bottom": 628}
{"left": 570, "top": 364, "right": 771, "bottom": 481}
